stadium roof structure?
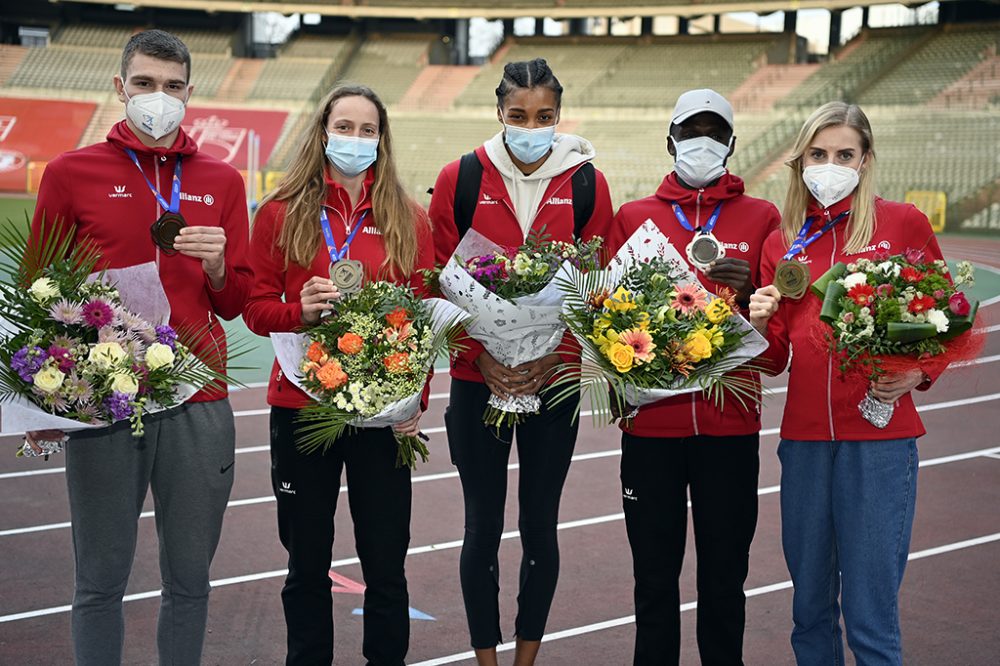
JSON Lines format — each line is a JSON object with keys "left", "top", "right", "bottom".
{"left": 55, "top": 0, "right": 969, "bottom": 20}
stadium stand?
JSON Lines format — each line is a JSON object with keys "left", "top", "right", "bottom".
{"left": 5, "top": 46, "right": 121, "bottom": 91}
{"left": 335, "top": 35, "right": 435, "bottom": 105}
{"left": 859, "top": 24, "right": 1000, "bottom": 107}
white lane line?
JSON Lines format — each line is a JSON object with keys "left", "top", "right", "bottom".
{"left": 411, "top": 532, "right": 1000, "bottom": 665}
{"left": 3, "top": 446, "right": 1000, "bottom": 623}
{"left": 0, "top": 467, "right": 65, "bottom": 480}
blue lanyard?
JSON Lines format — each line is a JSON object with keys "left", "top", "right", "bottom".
{"left": 320, "top": 209, "right": 368, "bottom": 263}
{"left": 671, "top": 200, "right": 724, "bottom": 234}
{"left": 125, "top": 149, "right": 181, "bottom": 214}
{"left": 782, "top": 210, "right": 851, "bottom": 261}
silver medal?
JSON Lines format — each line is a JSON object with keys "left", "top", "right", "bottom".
{"left": 685, "top": 232, "right": 725, "bottom": 272}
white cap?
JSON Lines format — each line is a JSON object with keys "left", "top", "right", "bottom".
{"left": 671, "top": 89, "right": 734, "bottom": 130}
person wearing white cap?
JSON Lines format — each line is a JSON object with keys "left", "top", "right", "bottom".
{"left": 603, "top": 88, "right": 781, "bottom": 665}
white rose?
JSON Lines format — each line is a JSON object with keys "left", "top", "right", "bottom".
{"left": 877, "top": 261, "right": 901, "bottom": 278}
{"left": 926, "top": 309, "right": 950, "bottom": 333}
{"left": 145, "top": 343, "right": 175, "bottom": 370}
{"left": 88, "top": 342, "right": 127, "bottom": 370}
{"left": 29, "top": 277, "right": 60, "bottom": 303}
{"left": 33, "top": 365, "right": 65, "bottom": 393}
{"left": 110, "top": 372, "right": 139, "bottom": 396}
{"left": 842, "top": 272, "right": 869, "bottom": 290}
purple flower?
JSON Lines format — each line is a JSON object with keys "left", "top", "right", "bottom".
{"left": 103, "top": 391, "right": 134, "bottom": 421}
{"left": 47, "top": 345, "right": 75, "bottom": 373}
{"left": 82, "top": 300, "right": 114, "bottom": 328}
{"left": 155, "top": 325, "right": 178, "bottom": 350}
{"left": 11, "top": 346, "right": 47, "bottom": 382}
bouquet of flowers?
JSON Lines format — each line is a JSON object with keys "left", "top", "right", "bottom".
{"left": 426, "top": 228, "right": 603, "bottom": 427}
{"left": 0, "top": 220, "right": 243, "bottom": 453}
{"left": 811, "top": 247, "right": 980, "bottom": 427}
{"left": 270, "top": 281, "right": 467, "bottom": 468}
{"left": 552, "top": 220, "right": 768, "bottom": 421}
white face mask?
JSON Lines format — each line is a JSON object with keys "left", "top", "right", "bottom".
{"left": 124, "top": 89, "right": 187, "bottom": 140}
{"left": 802, "top": 162, "right": 861, "bottom": 209}
{"left": 670, "top": 135, "right": 731, "bottom": 188}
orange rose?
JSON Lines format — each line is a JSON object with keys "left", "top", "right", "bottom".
{"left": 385, "top": 307, "right": 410, "bottom": 329}
{"left": 306, "top": 341, "right": 328, "bottom": 363}
{"left": 316, "top": 360, "right": 348, "bottom": 390}
{"left": 337, "top": 332, "right": 364, "bottom": 355}
{"left": 383, "top": 352, "right": 410, "bottom": 374}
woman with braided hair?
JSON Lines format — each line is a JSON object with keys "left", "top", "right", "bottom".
{"left": 429, "top": 58, "right": 613, "bottom": 665}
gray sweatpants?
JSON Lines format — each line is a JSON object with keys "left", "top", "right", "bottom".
{"left": 65, "top": 399, "right": 236, "bottom": 665}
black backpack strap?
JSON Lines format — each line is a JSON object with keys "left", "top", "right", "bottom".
{"left": 453, "top": 151, "right": 484, "bottom": 240}
{"left": 571, "top": 161, "right": 596, "bottom": 240}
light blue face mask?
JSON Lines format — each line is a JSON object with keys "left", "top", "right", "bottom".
{"left": 325, "top": 134, "right": 378, "bottom": 177}
{"left": 503, "top": 123, "right": 556, "bottom": 164}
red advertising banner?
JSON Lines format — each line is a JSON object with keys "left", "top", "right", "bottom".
{"left": 183, "top": 106, "right": 288, "bottom": 170}
{"left": 0, "top": 97, "right": 96, "bottom": 192}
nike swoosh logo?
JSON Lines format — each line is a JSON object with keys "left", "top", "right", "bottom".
{"left": 219, "top": 462, "right": 235, "bottom": 474}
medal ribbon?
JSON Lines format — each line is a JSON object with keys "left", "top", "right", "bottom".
{"left": 671, "top": 200, "right": 724, "bottom": 234}
{"left": 781, "top": 210, "right": 851, "bottom": 261}
{"left": 320, "top": 209, "right": 368, "bottom": 263}
{"left": 124, "top": 149, "right": 182, "bottom": 214}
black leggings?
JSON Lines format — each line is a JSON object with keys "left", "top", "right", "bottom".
{"left": 445, "top": 378, "right": 580, "bottom": 649}
{"left": 270, "top": 406, "right": 412, "bottom": 666}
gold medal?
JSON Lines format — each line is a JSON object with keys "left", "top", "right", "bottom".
{"left": 329, "top": 259, "right": 364, "bottom": 295}
{"left": 150, "top": 211, "right": 186, "bottom": 255}
{"left": 685, "top": 232, "right": 725, "bottom": 272}
{"left": 774, "top": 260, "right": 811, "bottom": 299}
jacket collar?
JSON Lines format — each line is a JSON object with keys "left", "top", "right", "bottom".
{"left": 654, "top": 172, "right": 746, "bottom": 208}
{"left": 107, "top": 119, "right": 199, "bottom": 159}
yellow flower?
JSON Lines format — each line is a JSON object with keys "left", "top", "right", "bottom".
{"left": 29, "top": 277, "right": 60, "bottom": 303}
{"left": 705, "top": 298, "right": 732, "bottom": 324}
{"left": 33, "top": 365, "right": 65, "bottom": 394}
{"left": 593, "top": 315, "right": 613, "bottom": 332}
{"left": 111, "top": 372, "right": 140, "bottom": 396}
{"left": 683, "top": 329, "right": 714, "bottom": 362}
{"left": 590, "top": 328, "right": 620, "bottom": 354}
{"left": 633, "top": 311, "right": 651, "bottom": 330}
{"left": 606, "top": 341, "right": 635, "bottom": 373}
{"left": 145, "top": 343, "right": 175, "bottom": 370}
{"left": 603, "top": 286, "right": 636, "bottom": 313}
{"left": 705, "top": 325, "right": 725, "bottom": 349}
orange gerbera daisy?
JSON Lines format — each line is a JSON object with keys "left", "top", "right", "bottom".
{"left": 670, "top": 283, "right": 708, "bottom": 316}
{"left": 383, "top": 352, "right": 411, "bottom": 374}
{"left": 306, "top": 341, "right": 329, "bottom": 363}
{"left": 337, "top": 332, "right": 364, "bottom": 355}
{"left": 316, "top": 360, "right": 348, "bottom": 390}
{"left": 618, "top": 329, "right": 657, "bottom": 363}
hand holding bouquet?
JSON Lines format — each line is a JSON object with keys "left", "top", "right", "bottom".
{"left": 811, "top": 247, "right": 980, "bottom": 427}
{"left": 0, "top": 220, "right": 242, "bottom": 451}
{"left": 271, "top": 281, "right": 467, "bottom": 468}
{"left": 428, "top": 228, "right": 603, "bottom": 428}
{"left": 553, "top": 220, "right": 768, "bottom": 421}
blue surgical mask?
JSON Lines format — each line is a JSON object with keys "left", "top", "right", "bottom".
{"left": 325, "top": 134, "right": 378, "bottom": 177}
{"left": 503, "top": 123, "right": 556, "bottom": 164}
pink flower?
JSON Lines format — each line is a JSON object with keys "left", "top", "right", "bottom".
{"left": 670, "top": 284, "right": 708, "bottom": 316}
{"left": 904, "top": 248, "right": 925, "bottom": 265}
{"left": 876, "top": 284, "right": 894, "bottom": 298}
{"left": 618, "top": 329, "right": 657, "bottom": 363}
{"left": 47, "top": 345, "right": 75, "bottom": 373}
{"left": 933, "top": 289, "right": 945, "bottom": 300}
{"left": 842, "top": 312, "right": 855, "bottom": 324}
{"left": 948, "top": 292, "right": 971, "bottom": 316}
{"left": 49, "top": 299, "right": 83, "bottom": 324}
{"left": 82, "top": 300, "right": 114, "bottom": 328}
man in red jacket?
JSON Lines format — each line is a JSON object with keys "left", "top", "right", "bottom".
{"left": 604, "top": 89, "right": 780, "bottom": 666}
{"left": 27, "top": 30, "right": 251, "bottom": 665}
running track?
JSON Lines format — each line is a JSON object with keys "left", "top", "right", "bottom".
{"left": 1, "top": 237, "right": 998, "bottom": 664}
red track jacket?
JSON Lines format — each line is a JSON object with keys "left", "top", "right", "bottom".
{"left": 244, "top": 168, "right": 435, "bottom": 409}
{"left": 606, "top": 172, "right": 781, "bottom": 438}
{"left": 31, "top": 120, "right": 252, "bottom": 403}
{"left": 758, "top": 195, "right": 945, "bottom": 441}
{"left": 428, "top": 143, "right": 614, "bottom": 383}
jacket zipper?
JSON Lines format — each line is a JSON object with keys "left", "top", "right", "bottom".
{"left": 695, "top": 190, "right": 703, "bottom": 228}
{"left": 827, "top": 218, "right": 838, "bottom": 441}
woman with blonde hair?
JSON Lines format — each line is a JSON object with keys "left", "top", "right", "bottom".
{"left": 749, "top": 101, "right": 945, "bottom": 665}
{"left": 244, "top": 84, "right": 433, "bottom": 665}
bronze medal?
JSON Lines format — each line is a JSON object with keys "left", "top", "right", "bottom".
{"left": 329, "top": 259, "right": 364, "bottom": 295}
{"left": 774, "top": 259, "right": 811, "bottom": 299}
{"left": 150, "top": 211, "right": 186, "bottom": 255}
{"left": 685, "top": 232, "right": 725, "bottom": 272}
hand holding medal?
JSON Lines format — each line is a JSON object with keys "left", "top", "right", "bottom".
{"left": 775, "top": 210, "right": 851, "bottom": 298}
{"left": 302, "top": 207, "right": 368, "bottom": 325}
